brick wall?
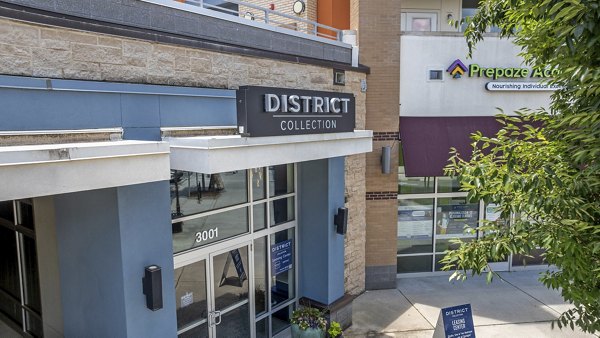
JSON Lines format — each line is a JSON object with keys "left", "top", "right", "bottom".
{"left": 357, "top": 0, "right": 401, "bottom": 288}
{"left": 0, "top": 16, "right": 367, "bottom": 294}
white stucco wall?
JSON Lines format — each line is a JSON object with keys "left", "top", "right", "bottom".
{"left": 400, "top": 34, "right": 553, "bottom": 117}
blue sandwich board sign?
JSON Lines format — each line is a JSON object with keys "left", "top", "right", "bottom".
{"left": 433, "top": 304, "right": 475, "bottom": 338}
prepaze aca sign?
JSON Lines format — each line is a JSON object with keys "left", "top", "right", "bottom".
{"left": 447, "top": 59, "right": 559, "bottom": 80}
{"left": 469, "top": 64, "right": 559, "bottom": 80}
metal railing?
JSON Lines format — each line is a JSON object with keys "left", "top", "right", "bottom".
{"left": 177, "top": 0, "right": 343, "bottom": 41}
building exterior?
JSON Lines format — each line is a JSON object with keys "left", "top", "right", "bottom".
{"left": 358, "top": 0, "right": 554, "bottom": 283}
{"left": 0, "top": 1, "right": 371, "bottom": 337}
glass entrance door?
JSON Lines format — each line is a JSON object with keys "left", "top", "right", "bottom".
{"left": 176, "top": 241, "right": 251, "bottom": 338}
{"left": 209, "top": 243, "right": 251, "bottom": 337}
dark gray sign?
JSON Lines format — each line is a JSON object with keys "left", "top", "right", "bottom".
{"left": 237, "top": 86, "right": 356, "bottom": 137}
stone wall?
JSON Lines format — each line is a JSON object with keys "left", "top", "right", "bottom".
{"left": 0, "top": 16, "right": 367, "bottom": 294}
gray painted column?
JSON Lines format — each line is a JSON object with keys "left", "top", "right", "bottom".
{"left": 54, "top": 182, "right": 177, "bottom": 337}
{"left": 116, "top": 182, "right": 177, "bottom": 337}
{"left": 33, "top": 197, "right": 64, "bottom": 338}
{"left": 298, "top": 157, "right": 346, "bottom": 305}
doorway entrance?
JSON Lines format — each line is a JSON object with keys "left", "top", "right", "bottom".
{"left": 172, "top": 165, "right": 298, "bottom": 338}
{"left": 175, "top": 241, "right": 251, "bottom": 337}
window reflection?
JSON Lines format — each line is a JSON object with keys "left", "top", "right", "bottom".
{"left": 252, "top": 168, "right": 267, "bottom": 201}
{"left": 437, "top": 177, "right": 462, "bottom": 193}
{"left": 411, "top": 18, "right": 431, "bottom": 31}
{"left": 174, "top": 260, "right": 208, "bottom": 331}
{"left": 270, "top": 197, "right": 295, "bottom": 226}
{"left": 253, "top": 203, "right": 267, "bottom": 231}
{"left": 436, "top": 197, "right": 479, "bottom": 237}
{"left": 270, "top": 229, "right": 294, "bottom": 308}
{"left": 170, "top": 170, "right": 247, "bottom": 219}
{"left": 269, "top": 164, "right": 294, "bottom": 197}
{"left": 254, "top": 237, "right": 268, "bottom": 317}
{"left": 173, "top": 207, "right": 248, "bottom": 253}
{"left": 397, "top": 199, "right": 434, "bottom": 254}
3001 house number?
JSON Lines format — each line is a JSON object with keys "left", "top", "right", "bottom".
{"left": 195, "top": 228, "right": 219, "bottom": 243}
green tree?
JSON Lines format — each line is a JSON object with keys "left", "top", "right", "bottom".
{"left": 441, "top": 0, "right": 600, "bottom": 333}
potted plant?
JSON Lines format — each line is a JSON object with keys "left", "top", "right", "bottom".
{"left": 327, "top": 321, "right": 343, "bottom": 338}
{"left": 290, "top": 307, "right": 327, "bottom": 338}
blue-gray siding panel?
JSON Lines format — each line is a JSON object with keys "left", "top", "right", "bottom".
{"left": 121, "top": 94, "right": 161, "bottom": 128}
{"left": 117, "top": 181, "right": 177, "bottom": 338}
{"left": 0, "top": 89, "right": 122, "bottom": 131}
{"left": 159, "top": 95, "right": 236, "bottom": 127}
{"left": 0, "top": 75, "right": 237, "bottom": 132}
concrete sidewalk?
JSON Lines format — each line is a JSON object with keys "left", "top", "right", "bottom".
{"left": 345, "top": 270, "right": 598, "bottom": 338}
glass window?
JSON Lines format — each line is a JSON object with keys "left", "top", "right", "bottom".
{"left": 397, "top": 199, "right": 434, "bottom": 254}
{"left": 411, "top": 18, "right": 431, "bottom": 31}
{"left": 399, "top": 147, "right": 434, "bottom": 194}
{"left": 0, "top": 200, "right": 14, "bottom": 225}
{"left": 254, "top": 237, "right": 268, "bottom": 317}
{"left": 212, "top": 247, "right": 249, "bottom": 311}
{"left": 436, "top": 197, "right": 479, "bottom": 237}
{"left": 270, "top": 197, "right": 295, "bottom": 226}
{"left": 0, "top": 226, "right": 20, "bottom": 300}
{"left": 256, "top": 317, "right": 269, "bottom": 338}
{"left": 174, "top": 260, "right": 208, "bottom": 333}
{"left": 215, "top": 303, "right": 250, "bottom": 338}
{"left": 437, "top": 177, "right": 462, "bottom": 193}
{"left": 272, "top": 304, "right": 294, "bottom": 335}
{"left": 253, "top": 203, "right": 267, "bottom": 232}
{"left": 435, "top": 237, "right": 474, "bottom": 253}
{"left": 21, "top": 236, "right": 41, "bottom": 313}
{"left": 16, "top": 201, "right": 34, "bottom": 230}
{"left": 269, "top": 164, "right": 294, "bottom": 197}
{"left": 173, "top": 207, "right": 249, "bottom": 253}
{"left": 252, "top": 168, "right": 267, "bottom": 201}
{"left": 397, "top": 255, "right": 432, "bottom": 273}
{"left": 270, "top": 229, "right": 295, "bottom": 308}
{"left": 171, "top": 170, "right": 248, "bottom": 219}
{"left": 429, "top": 70, "right": 443, "bottom": 80}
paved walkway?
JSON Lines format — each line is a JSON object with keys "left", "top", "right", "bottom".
{"left": 345, "top": 270, "right": 598, "bottom": 338}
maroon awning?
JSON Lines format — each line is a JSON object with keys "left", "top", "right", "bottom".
{"left": 399, "top": 116, "right": 503, "bottom": 177}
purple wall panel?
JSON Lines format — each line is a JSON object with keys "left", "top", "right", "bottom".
{"left": 399, "top": 116, "right": 503, "bottom": 177}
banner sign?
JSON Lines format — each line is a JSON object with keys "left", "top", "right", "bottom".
{"left": 433, "top": 304, "right": 476, "bottom": 338}
{"left": 237, "top": 86, "right": 356, "bottom": 137}
{"left": 485, "top": 82, "right": 561, "bottom": 91}
{"left": 271, "top": 239, "right": 293, "bottom": 275}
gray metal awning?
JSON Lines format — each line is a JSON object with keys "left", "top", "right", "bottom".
{"left": 166, "top": 130, "right": 372, "bottom": 174}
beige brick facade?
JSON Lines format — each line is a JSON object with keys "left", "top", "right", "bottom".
{"left": 0, "top": 16, "right": 367, "bottom": 295}
{"left": 356, "top": 0, "right": 401, "bottom": 287}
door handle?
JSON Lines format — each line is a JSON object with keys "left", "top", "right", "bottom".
{"left": 214, "top": 310, "right": 222, "bottom": 325}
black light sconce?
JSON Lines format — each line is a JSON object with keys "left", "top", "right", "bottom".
{"left": 381, "top": 146, "right": 391, "bottom": 174}
{"left": 142, "top": 265, "right": 163, "bottom": 311}
{"left": 334, "top": 207, "right": 348, "bottom": 235}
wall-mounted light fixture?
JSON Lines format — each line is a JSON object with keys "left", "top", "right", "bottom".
{"left": 292, "top": 0, "right": 305, "bottom": 15}
{"left": 333, "top": 69, "right": 346, "bottom": 86}
{"left": 381, "top": 146, "right": 391, "bottom": 174}
{"left": 334, "top": 207, "right": 348, "bottom": 235}
{"left": 142, "top": 265, "right": 163, "bottom": 311}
